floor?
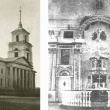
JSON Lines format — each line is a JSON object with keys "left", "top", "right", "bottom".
{"left": 48, "top": 102, "right": 110, "bottom": 110}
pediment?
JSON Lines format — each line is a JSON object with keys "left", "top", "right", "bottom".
{"left": 14, "top": 57, "right": 31, "bottom": 66}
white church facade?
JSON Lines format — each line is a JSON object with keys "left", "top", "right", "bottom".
{"left": 48, "top": 15, "right": 110, "bottom": 107}
{"left": 0, "top": 9, "right": 36, "bottom": 95}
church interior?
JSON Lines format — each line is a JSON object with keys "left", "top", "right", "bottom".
{"left": 48, "top": 0, "right": 110, "bottom": 107}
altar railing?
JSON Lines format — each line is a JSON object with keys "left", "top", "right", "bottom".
{"left": 62, "top": 91, "right": 92, "bottom": 107}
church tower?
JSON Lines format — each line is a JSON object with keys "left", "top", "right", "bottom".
{"left": 8, "top": 8, "right": 33, "bottom": 64}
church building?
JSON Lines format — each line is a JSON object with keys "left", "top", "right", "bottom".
{"left": 48, "top": 0, "right": 110, "bottom": 107}
{"left": 0, "top": 9, "right": 36, "bottom": 94}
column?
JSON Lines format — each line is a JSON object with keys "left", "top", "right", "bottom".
{"left": 18, "top": 69, "right": 21, "bottom": 88}
{"left": 10, "top": 67, "right": 13, "bottom": 88}
{"left": 13, "top": 67, "right": 15, "bottom": 88}
{"left": 15, "top": 68, "right": 17, "bottom": 88}
{"left": 79, "top": 54, "right": 81, "bottom": 90}
{"left": 26, "top": 70, "right": 28, "bottom": 89}
{"left": 31, "top": 72, "right": 33, "bottom": 89}
{"left": 33, "top": 73, "right": 35, "bottom": 89}
{"left": 73, "top": 46, "right": 75, "bottom": 90}
{"left": 20, "top": 69, "right": 23, "bottom": 88}
{"left": 29, "top": 70, "right": 32, "bottom": 89}
{"left": 27, "top": 71, "right": 29, "bottom": 89}
{"left": 22, "top": 69, "right": 24, "bottom": 89}
{"left": 24, "top": 70, "right": 26, "bottom": 89}
{"left": 17, "top": 68, "right": 19, "bottom": 88}
{"left": 28, "top": 71, "right": 30, "bottom": 89}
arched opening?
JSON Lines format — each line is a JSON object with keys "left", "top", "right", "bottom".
{"left": 26, "top": 48, "right": 29, "bottom": 51}
{"left": 27, "top": 53, "right": 30, "bottom": 61}
{"left": 25, "top": 35, "right": 27, "bottom": 42}
{"left": 59, "top": 70, "right": 70, "bottom": 76}
{"left": 14, "top": 48, "right": 18, "bottom": 51}
{"left": 16, "top": 35, "right": 19, "bottom": 42}
{"left": 14, "top": 48, "right": 19, "bottom": 57}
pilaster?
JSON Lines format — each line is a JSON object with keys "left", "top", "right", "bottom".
{"left": 51, "top": 49, "right": 57, "bottom": 91}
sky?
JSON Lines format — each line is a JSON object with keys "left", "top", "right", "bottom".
{"left": 0, "top": 0, "right": 40, "bottom": 87}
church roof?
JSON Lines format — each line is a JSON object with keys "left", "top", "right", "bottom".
{"left": 12, "top": 8, "right": 30, "bottom": 34}
{"left": 11, "top": 26, "right": 30, "bottom": 34}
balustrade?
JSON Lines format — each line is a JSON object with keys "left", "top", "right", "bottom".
{"left": 62, "top": 91, "right": 92, "bottom": 107}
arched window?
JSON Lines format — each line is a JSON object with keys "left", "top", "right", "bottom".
{"left": 16, "top": 35, "right": 19, "bottom": 42}
{"left": 92, "top": 32, "right": 97, "bottom": 40}
{"left": 100, "top": 31, "right": 106, "bottom": 41}
{"left": 14, "top": 48, "right": 18, "bottom": 57}
{"left": 26, "top": 48, "right": 29, "bottom": 51}
{"left": 14, "top": 48, "right": 18, "bottom": 51}
{"left": 15, "top": 52, "right": 18, "bottom": 57}
{"left": 27, "top": 53, "right": 30, "bottom": 60}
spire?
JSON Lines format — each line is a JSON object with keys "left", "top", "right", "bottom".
{"left": 19, "top": 7, "right": 22, "bottom": 28}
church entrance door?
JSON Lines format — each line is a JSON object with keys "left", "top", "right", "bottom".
{"left": 57, "top": 76, "right": 71, "bottom": 102}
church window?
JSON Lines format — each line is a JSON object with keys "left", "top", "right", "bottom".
{"left": 16, "top": 35, "right": 19, "bottom": 42}
{"left": 14, "top": 48, "right": 18, "bottom": 51}
{"left": 27, "top": 53, "right": 29, "bottom": 60}
{"left": 100, "top": 31, "right": 106, "bottom": 41}
{"left": 64, "top": 31, "right": 73, "bottom": 38}
{"left": 96, "top": 60, "right": 101, "bottom": 67}
{"left": 103, "top": 60, "right": 107, "bottom": 68}
{"left": 1, "top": 78, "right": 2, "bottom": 86}
{"left": 92, "top": 60, "right": 95, "bottom": 67}
{"left": 15, "top": 52, "right": 18, "bottom": 57}
{"left": 25, "top": 35, "right": 27, "bottom": 42}
{"left": 1, "top": 69, "right": 3, "bottom": 73}
{"left": 26, "top": 48, "right": 29, "bottom": 51}
{"left": 92, "top": 32, "right": 97, "bottom": 40}
{"left": 61, "top": 49, "right": 70, "bottom": 65}
{"left": 14, "top": 48, "right": 18, "bottom": 57}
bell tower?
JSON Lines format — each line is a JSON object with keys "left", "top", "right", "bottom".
{"left": 8, "top": 8, "right": 33, "bottom": 64}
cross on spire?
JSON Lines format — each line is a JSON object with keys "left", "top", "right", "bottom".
{"left": 19, "top": 7, "right": 22, "bottom": 28}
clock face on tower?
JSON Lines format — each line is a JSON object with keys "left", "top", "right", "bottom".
{"left": 82, "top": 22, "right": 110, "bottom": 60}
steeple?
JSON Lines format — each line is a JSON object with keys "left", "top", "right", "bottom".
{"left": 19, "top": 7, "right": 22, "bottom": 28}
{"left": 8, "top": 8, "right": 33, "bottom": 65}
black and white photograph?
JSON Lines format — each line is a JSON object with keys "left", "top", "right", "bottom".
{"left": 48, "top": 0, "right": 110, "bottom": 109}
{"left": 0, "top": 0, "right": 40, "bottom": 110}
